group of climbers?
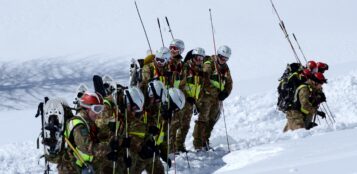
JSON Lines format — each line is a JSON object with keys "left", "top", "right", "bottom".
{"left": 39, "top": 38, "right": 233, "bottom": 174}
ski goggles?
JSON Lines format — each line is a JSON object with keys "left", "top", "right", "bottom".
{"left": 194, "top": 55, "right": 204, "bottom": 61}
{"left": 169, "top": 46, "right": 179, "bottom": 51}
{"left": 81, "top": 103, "right": 104, "bottom": 114}
{"left": 155, "top": 57, "right": 166, "bottom": 63}
{"left": 218, "top": 54, "right": 229, "bottom": 61}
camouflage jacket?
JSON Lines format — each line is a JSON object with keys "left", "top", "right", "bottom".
{"left": 293, "top": 81, "right": 318, "bottom": 117}
{"left": 64, "top": 111, "right": 110, "bottom": 168}
{"left": 180, "top": 59, "right": 204, "bottom": 100}
{"left": 202, "top": 55, "right": 233, "bottom": 97}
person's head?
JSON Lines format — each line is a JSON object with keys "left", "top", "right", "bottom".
{"left": 306, "top": 60, "right": 317, "bottom": 73}
{"left": 191, "top": 47, "right": 205, "bottom": 66}
{"left": 317, "top": 62, "right": 329, "bottom": 73}
{"left": 103, "top": 75, "right": 115, "bottom": 96}
{"left": 124, "top": 86, "right": 145, "bottom": 113}
{"left": 76, "top": 83, "right": 89, "bottom": 99}
{"left": 169, "top": 39, "right": 185, "bottom": 57}
{"left": 155, "top": 47, "right": 171, "bottom": 67}
{"left": 167, "top": 88, "right": 185, "bottom": 112}
{"left": 309, "top": 72, "right": 327, "bottom": 89}
{"left": 217, "top": 45, "right": 231, "bottom": 65}
{"left": 148, "top": 80, "right": 167, "bottom": 104}
{"left": 79, "top": 92, "right": 104, "bottom": 121}
{"left": 301, "top": 68, "right": 312, "bottom": 80}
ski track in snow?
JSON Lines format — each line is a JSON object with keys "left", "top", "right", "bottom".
{"left": 1, "top": 58, "right": 357, "bottom": 173}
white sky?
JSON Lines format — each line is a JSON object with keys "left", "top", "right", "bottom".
{"left": 0, "top": 0, "right": 356, "bottom": 95}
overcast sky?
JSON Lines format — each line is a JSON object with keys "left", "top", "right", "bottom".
{"left": 0, "top": 0, "right": 356, "bottom": 95}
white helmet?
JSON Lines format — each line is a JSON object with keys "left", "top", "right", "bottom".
{"left": 168, "top": 88, "right": 185, "bottom": 110}
{"left": 124, "top": 86, "right": 145, "bottom": 112}
{"left": 217, "top": 45, "right": 231, "bottom": 59}
{"left": 155, "top": 47, "right": 171, "bottom": 64}
{"left": 192, "top": 47, "right": 206, "bottom": 57}
{"left": 103, "top": 75, "right": 115, "bottom": 95}
{"left": 170, "top": 39, "right": 185, "bottom": 54}
{"left": 148, "top": 80, "right": 167, "bottom": 103}
{"left": 103, "top": 75, "right": 114, "bottom": 85}
{"left": 76, "top": 83, "right": 89, "bottom": 98}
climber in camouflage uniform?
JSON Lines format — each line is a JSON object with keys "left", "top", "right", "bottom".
{"left": 170, "top": 47, "right": 206, "bottom": 152}
{"left": 193, "top": 45, "right": 233, "bottom": 150}
{"left": 284, "top": 72, "right": 327, "bottom": 132}
{"left": 58, "top": 92, "right": 110, "bottom": 174}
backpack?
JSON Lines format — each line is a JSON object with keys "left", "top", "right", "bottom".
{"left": 277, "top": 63, "right": 305, "bottom": 111}
{"left": 36, "top": 97, "right": 74, "bottom": 163}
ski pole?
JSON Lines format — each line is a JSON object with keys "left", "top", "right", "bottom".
{"left": 112, "top": 90, "right": 121, "bottom": 174}
{"left": 134, "top": 1, "right": 152, "bottom": 54}
{"left": 269, "top": 0, "right": 301, "bottom": 64}
{"left": 165, "top": 16, "right": 175, "bottom": 40}
{"left": 292, "top": 33, "right": 308, "bottom": 64}
{"left": 209, "top": 9, "right": 217, "bottom": 56}
{"left": 167, "top": 116, "right": 171, "bottom": 174}
{"left": 321, "top": 104, "right": 333, "bottom": 126}
{"left": 157, "top": 18, "right": 165, "bottom": 47}
{"left": 221, "top": 102, "right": 231, "bottom": 152}
{"left": 324, "top": 102, "right": 336, "bottom": 123}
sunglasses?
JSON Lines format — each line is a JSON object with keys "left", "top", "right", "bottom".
{"left": 169, "top": 46, "right": 179, "bottom": 51}
{"left": 155, "top": 58, "right": 166, "bottom": 63}
{"left": 218, "top": 54, "right": 229, "bottom": 61}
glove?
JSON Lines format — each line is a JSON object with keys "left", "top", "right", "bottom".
{"left": 108, "top": 122, "right": 116, "bottom": 132}
{"left": 160, "top": 152, "right": 172, "bottom": 168}
{"left": 123, "top": 155, "right": 132, "bottom": 168}
{"left": 148, "top": 126, "right": 160, "bottom": 136}
{"left": 316, "top": 92, "right": 326, "bottom": 104}
{"left": 139, "top": 142, "right": 157, "bottom": 159}
{"left": 218, "top": 91, "right": 229, "bottom": 101}
{"left": 109, "top": 139, "right": 120, "bottom": 151}
{"left": 122, "top": 137, "right": 131, "bottom": 148}
{"left": 317, "top": 111, "right": 326, "bottom": 119}
{"left": 161, "top": 103, "right": 173, "bottom": 120}
{"left": 193, "top": 105, "right": 200, "bottom": 116}
{"left": 186, "top": 97, "right": 196, "bottom": 104}
{"left": 107, "top": 151, "right": 119, "bottom": 161}
{"left": 306, "top": 122, "right": 318, "bottom": 130}
{"left": 81, "top": 165, "right": 94, "bottom": 174}
{"left": 162, "top": 111, "right": 172, "bottom": 120}
{"left": 166, "top": 158, "right": 172, "bottom": 168}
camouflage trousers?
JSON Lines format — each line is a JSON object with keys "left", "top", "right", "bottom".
{"left": 129, "top": 134, "right": 165, "bottom": 174}
{"left": 169, "top": 101, "right": 194, "bottom": 152}
{"left": 193, "top": 95, "right": 220, "bottom": 150}
{"left": 283, "top": 110, "right": 314, "bottom": 132}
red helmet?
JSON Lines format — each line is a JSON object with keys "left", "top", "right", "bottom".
{"left": 312, "top": 72, "right": 327, "bottom": 84}
{"left": 317, "top": 62, "right": 329, "bottom": 73}
{"left": 80, "top": 92, "right": 104, "bottom": 106}
{"left": 301, "top": 69, "right": 312, "bottom": 79}
{"left": 307, "top": 60, "right": 317, "bottom": 72}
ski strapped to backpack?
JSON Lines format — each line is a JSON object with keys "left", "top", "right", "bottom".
{"left": 277, "top": 63, "right": 306, "bottom": 111}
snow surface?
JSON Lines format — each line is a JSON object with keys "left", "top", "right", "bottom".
{"left": 1, "top": 69, "right": 357, "bottom": 173}
{"left": 1, "top": 0, "right": 357, "bottom": 174}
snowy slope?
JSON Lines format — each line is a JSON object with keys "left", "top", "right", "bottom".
{"left": 215, "top": 128, "right": 357, "bottom": 174}
{"left": 1, "top": 70, "right": 356, "bottom": 173}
